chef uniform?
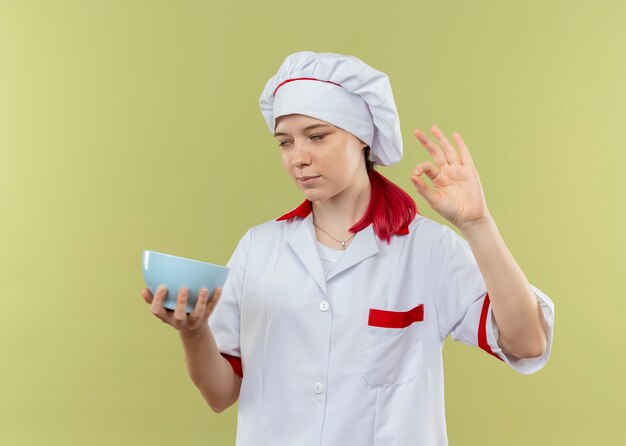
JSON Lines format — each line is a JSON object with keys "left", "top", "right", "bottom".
{"left": 209, "top": 51, "right": 555, "bottom": 446}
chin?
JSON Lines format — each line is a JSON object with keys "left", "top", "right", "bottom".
{"left": 301, "top": 188, "right": 341, "bottom": 203}
{"left": 299, "top": 188, "right": 325, "bottom": 202}
{"left": 302, "top": 191, "right": 323, "bottom": 202}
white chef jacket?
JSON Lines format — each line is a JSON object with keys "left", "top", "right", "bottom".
{"left": 208, "top": 210, "right": 555, "bottom": 446}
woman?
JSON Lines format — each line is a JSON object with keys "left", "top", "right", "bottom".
{"left": 141, "top": 51, "right": 555, "bottom": 445}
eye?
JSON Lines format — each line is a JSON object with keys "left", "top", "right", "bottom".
{"left": 311, "top": 134, "right": 325, "bottom": 141}
{"left": 277, "top": 140, "right": 291, "bottom": 148}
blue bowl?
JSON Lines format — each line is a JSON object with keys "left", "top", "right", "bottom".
{"left": 142, "top": 250, "right": 230, "bottom": 313}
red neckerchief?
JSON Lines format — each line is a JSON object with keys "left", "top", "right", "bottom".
{"left": 276, "top": 200, "right": 410, "bottom": 236}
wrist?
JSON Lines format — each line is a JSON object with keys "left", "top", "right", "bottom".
{"left": 179, "top": 324, "right": 211, "bottom": 341}
{"left": 458, "top": 212, "right": 497, "bottom": 242}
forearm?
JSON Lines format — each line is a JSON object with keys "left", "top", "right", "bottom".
{"left": 178, "top": 325, "right": 241, "bottom": 413}
{"left": 459, "top": 213, "right": 548, "bottom": 359}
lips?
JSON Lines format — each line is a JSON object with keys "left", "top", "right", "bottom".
{"left": 297, "top": 175, "right": 321, "bottom": 186}
{"left": 299, "top": 175, "right": 320, "bottom": 181}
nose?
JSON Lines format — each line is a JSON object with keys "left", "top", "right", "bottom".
{"left": 291, "top": 141, "right": 311, "bottom": 169}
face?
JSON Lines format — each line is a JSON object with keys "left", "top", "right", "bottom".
{"left": 274, "top": 114, "right": 369, "bottom": 202}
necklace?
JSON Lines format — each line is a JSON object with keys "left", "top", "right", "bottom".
{"left": 312, "top": 220, "right": 356, "bottom": 250}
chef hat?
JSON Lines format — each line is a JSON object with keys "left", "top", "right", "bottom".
{"left": 259, "top": 51, "right": 403, "bottom": 166}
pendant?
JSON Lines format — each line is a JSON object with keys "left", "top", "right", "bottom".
{"left": 341, "top": 241, "right": 346, "bottom": 249}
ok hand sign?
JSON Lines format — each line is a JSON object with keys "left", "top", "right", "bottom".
{"left": 410, "top": 126, "right": 490, "bottom": 232}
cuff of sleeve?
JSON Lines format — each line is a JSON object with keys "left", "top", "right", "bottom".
{"left": 486, "top": 285, "right": 555, "bottom": 375}
{"left": 221, "top": 353, "right": 243, "bottom": 379}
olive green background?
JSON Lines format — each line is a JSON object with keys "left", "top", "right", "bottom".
{"left": 1, "top": 0, "right": 624, "bottom": 444}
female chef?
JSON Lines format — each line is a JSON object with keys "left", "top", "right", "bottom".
{"left": 141, "top": 51, "right": 555, "bottom": 445}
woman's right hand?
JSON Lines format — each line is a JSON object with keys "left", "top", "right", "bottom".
{"left": 140, "top": 286, "right": 223, "bottom": 333}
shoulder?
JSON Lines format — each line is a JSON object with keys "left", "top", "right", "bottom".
{"left": 406, "top": 214, "right": 453, "bottom": 241}
{"left": 238, "top": 215, "right": 304, "bottom": 250}
{"left": 227, "top": 218, "right": 286, "bottom": 264}
{"left": 402, "top": 215, "right": 469, "bottom": 258}
{"left": 248, "top": 215, "right": 298, "bottom": 236}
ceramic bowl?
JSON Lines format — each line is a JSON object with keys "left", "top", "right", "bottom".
{"left": 142, "top": 250, "right": 230, "bottom": 313}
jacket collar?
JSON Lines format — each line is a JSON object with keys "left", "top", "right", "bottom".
{"left": 280, "top": 200, "right": 408, "bottom": 291}
{"left": 286, "top": 213, "right": 327, "bottom": 293}
{"left": 277, "top": 199, "right": 313, "bottom": 221}
{"left": 277, "top": 199, "right": 411, "bottom": 236}
{"left": 285, "top": 212, "right": 381, "bottom": 292}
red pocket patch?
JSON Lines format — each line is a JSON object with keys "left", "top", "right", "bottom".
{"left": 368, "top": 304, "right": 424, "bottom": 329}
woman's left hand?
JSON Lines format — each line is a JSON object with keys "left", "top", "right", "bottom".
{"left": 410, "top": 126, "right": 490, "bottom": 232}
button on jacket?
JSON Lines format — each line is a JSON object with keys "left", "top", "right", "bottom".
{"left": 209, "top": 212, "right": 555, "bottom": 446}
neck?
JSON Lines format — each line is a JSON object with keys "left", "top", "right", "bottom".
{"left": 311, "top": 172, "right": 371, "bottom": 237}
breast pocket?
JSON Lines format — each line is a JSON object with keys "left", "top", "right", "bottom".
{"left": 361, "top": 304, "right": 424, "bottom": 387}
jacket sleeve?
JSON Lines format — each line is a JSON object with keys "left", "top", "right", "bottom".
{"left": 431, "top": 224, "right": 555, "bottom": 375}
{"left": 207, "top": 229, "right": 252, "bottom": 378}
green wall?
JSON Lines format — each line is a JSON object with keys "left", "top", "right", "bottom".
{"left": 1, "top": 0, "right": 624, "bottom": 444}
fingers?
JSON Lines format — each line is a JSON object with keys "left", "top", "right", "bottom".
{"left": 430, "top": 126, "right": 460, "bottom": 165}
{"left": 412, "top": 161, "right": 439, "bottom": 181}
{"left": 452, "top": 131, "right": 474, "bottom": 167}
{"left": 410, "top": 161, "right": 441, "bottom": 208}
{"left": 410, "top": 173, "right": 440, "bottom": 208}
{"left": 205, "top": 288, "right": 223, "bottom": 316}
{"left": 414, "top": 129, "right": 447, "bottom": 166}
{"left": 189, "top": 287, "right": 210, "bottom": 321}
{"left": 186, "top": 287, "right": 221, "bottom": 323}
{"left": 141, "top": 288, "right": 154, "bottom": 304}
{"left": 173, "top": 287, "right": 189, "bottom": 327}
{"left": 415, "top": 126, "right": 468, "bottom": 167}
{"left": 148, "top": 286, "right": 223, "bottom": 332}
{"left": 151, "top": 285, "right": 171, "bottom": 322}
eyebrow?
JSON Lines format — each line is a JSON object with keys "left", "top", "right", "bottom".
{"left": 274, "top": 124, "right": 333, "bottom": 137}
